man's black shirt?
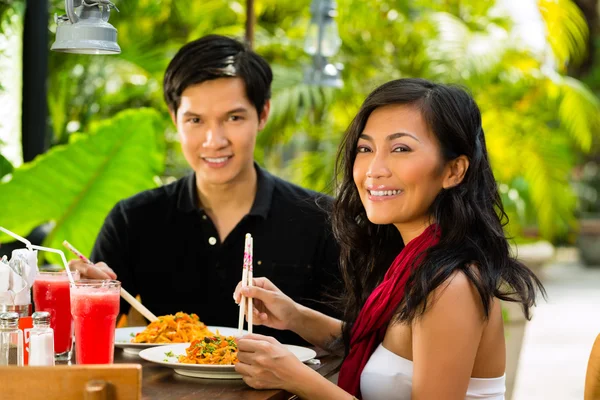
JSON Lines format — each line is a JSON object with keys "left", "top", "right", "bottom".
{"left": 91, "top": 165, "right": 341, "bottom": 345}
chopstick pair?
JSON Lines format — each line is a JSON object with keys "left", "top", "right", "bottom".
{"left": 62, "top": 240, "right": 158, "bottom": 322}
{"left": 238, "top": 233, "right": 254, "bottom": 336}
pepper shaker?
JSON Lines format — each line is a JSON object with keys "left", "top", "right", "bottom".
{"left": 0, "top": 312, "right": 24, "bottom": 366}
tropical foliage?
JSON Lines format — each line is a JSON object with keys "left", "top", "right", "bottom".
{"left": 0, "top": 108, "right": 165, "bottom": 263}
{"left": 0, "top": 0, "right": 599, "bottom": 261}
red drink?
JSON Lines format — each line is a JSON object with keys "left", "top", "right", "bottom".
{"left": 33, "top": 270, "right": 80, "bottom": 360}
{"left": 70, "top": 280, "right": 120, "bottom": 364}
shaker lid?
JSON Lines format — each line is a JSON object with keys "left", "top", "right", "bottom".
{"left": 0, "top": 312, "right": 19, "bottom": 326}
{"left": 32, "top": 311, "right": 51, "bottom": 325}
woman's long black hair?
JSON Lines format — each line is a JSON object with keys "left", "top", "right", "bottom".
{"left": 332, "top": 78, "right": 546, "bottom": 354}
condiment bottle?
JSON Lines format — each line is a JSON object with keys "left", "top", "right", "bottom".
{"left": 28, "top": 311, "right": 54, "bottom": 366}
{"left": 0, "top": 312, "right": 24, "bottom": 366}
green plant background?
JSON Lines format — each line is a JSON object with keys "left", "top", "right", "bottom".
{"left": 0, "top": 0, "right": 599, "bottom": 264}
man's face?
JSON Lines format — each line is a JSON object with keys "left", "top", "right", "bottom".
{"left": 171, "top": 77, "right": 269, "bottom": 186}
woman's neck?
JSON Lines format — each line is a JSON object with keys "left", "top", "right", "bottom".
{"left": 394, "top": 219, "right": 434, "bottom": 244}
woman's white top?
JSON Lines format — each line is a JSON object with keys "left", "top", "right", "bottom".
{"left": 361, "top": 344, "right": 505, "bottom": 400}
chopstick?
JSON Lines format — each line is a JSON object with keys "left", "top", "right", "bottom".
{"left": 248, "top": 236, "right": 253, "bottom": 335}
{"left": 62, "top": 240, "right": 158, "bottom": 322}
{"left": 238, "top": 233, "right": 253, "bottom": 336}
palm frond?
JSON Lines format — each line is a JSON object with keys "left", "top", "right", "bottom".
{"left": 284, "top": 148, "right": 337, "bottom": 194}
{"left": 545, "top": 73, "right": 600, "bottom": 152}
{"left": 258, "top": 64, "right": 332, "bottom": 150}
{"left": 537, "top": 0, "right": 589, "bottom": 68}
{"left": 483, "top": 106, "right": 577, "bottom": 238}
{"left": 520, "top": 140, "right": 576, "bottom": 238}
{"left": 425, "top": 12, "right": 512, "bottom": 82}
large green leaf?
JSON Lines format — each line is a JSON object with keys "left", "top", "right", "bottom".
{"left": 0, "top": 152, "right": 13, "bottom": 178}
{"left": 0, "top": 108, "right": 166, "bottom": 264}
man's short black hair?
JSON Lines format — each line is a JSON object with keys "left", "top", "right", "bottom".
{"left": 163, "top": 35, "right": 273, "bottom": 117}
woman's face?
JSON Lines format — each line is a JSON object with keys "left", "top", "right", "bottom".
{"left": 353, "top": 104, "right": 457, "bottom": 236}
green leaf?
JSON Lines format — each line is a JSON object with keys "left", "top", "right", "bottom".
{"left": 425, "top": 12, "right": 512, "bottom": 82}
{"left": 285, "top": 150, "right": 336, "bottom": 194}
{"left": 0, "top": 153, "right": 13, "bottom": 179}
{"left": 259, "top": 65, "right": 332, "bottom": 150}
{"left": 538, "top": 0, "right": 589, "bottom": 68}
{"left": 551, "top": 75, "right": 600, "bottom": 152}
{"left": 0, "top": 108, "right": 166, "bottom": 264}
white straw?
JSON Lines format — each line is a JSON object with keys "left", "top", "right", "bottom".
{"left": 248, "top": 236, "right": 253, "bottom": 335}
{"left": 0, "top": 226, "right": 32, "bottom": 250}
{"left": 29, "top": 245, "right": 75, "bottom": 284}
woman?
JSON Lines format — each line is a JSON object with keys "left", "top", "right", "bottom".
{"left": 233, "top": 78, "right": 545, "bottom": 399}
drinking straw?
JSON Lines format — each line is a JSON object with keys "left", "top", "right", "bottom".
{"left": 238, "top": 233, "right": 252, "bottom": 336}
{"left": 62, "top": 240, "right": 158, "bottom": 322}
{"left": 30, "top": 244, "right": 74, "bottom": 284}
{"left": 0, "top": 226, "right": 76, "bottom": 286}
{"left": 0, "top": 226, "right": 32, "bottom": 250}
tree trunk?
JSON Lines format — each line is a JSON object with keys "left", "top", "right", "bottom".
{"left": 21, "top": 0, "right": 49, "bottom": 162}
{"left": 245, "top": 0, "right": 255, "bottom": 48}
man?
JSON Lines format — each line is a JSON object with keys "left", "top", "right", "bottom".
{"left": 69, "top": 35, "right": 340, "bottom": 345}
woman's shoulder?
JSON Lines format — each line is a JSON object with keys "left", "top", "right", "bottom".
{"left": 425, "top": 269, "right": 487, "bottom": 320}
{"left": 433, "top": 267, "right": 476, "bottom": 292}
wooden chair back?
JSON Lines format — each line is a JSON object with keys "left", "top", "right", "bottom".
{"left": 0, "top": 364, "right": 142, "bottom": 400}
{"left": 585, "top": 333, "right": 600, "bottom": 400}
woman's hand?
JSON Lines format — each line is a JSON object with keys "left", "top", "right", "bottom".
{"left": 233, "top": 277, "right": 300, "bottom": 332}
{"left": 236, "top": 334, "right": 356, "bottom": 400}
{"left": 235, "top": 334, "right": 308, "bottom": 391}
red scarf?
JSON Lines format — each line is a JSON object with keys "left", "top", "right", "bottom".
{"left": 337, "top": 224, "right": 440, "bottom": 398}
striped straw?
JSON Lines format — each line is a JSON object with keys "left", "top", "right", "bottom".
{"left": 62, "top": 240, "right": 158, "bottom": 322}
{"left": 62, "top": 240, "right": 93, "bottom": 265}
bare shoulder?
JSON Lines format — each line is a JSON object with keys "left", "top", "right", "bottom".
{"left": 411, "top": 271, "right": 499, "bottom": 397}
{"left": 424, "top": 269, "right": 486, "bottom": 323}
{"left": 432, "top": 269, "right": 480, "bottom": 300}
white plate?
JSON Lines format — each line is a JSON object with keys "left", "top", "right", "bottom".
{"left": 138, "top": 343, "right": 317, "bottom": 379}
{"left": 114, "top": 326, "right": 244, "bottom": 356}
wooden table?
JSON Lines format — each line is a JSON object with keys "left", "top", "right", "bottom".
{"left": 114, "top": 347, "right": 342, "bottom": 400}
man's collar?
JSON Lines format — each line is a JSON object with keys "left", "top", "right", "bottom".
{"left": 248, "top": 164, "right": 274, "bottom": 219}
{"left": 177, "top": 163, "right": 274, "bottom": 219}
{"left": 176, "top": 173, "right": 198, "bottom": 213}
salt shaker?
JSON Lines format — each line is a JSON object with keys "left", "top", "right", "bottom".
{"left": 28, "top": 311, "right": 54, "bottom": 366}
{"left": 0, "top": 312, "right": 24, "bottom": 366}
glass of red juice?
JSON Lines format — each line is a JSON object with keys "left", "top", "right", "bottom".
{"left": 70, "top": 280, "right": 121, "bottom": 364}
{"left": 33, "top": 270, "right": 80, "bottom": 361}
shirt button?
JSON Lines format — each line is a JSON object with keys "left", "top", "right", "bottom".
{"left": 208, "top": 237, "right": 217, "bottom": 245}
